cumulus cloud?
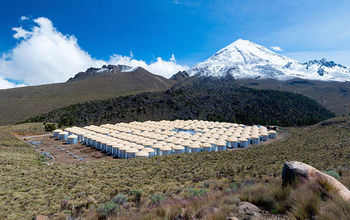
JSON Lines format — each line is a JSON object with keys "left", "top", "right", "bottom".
{"left": 20, "top": 16, "right": 29, "bottom": 21}
{"left": 108, "top": 54, "right": 188, "bottom": 78}
{"left": 0, "top": 77, "right": 25, "bottom": 89}
{"left": 0, "top": 17, "right": 187, "bottom": 89}
{"left": 271, "top": 46, "right": 284, "bottom": 52}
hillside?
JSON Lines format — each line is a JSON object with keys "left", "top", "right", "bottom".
{"left": 2, "top": 117, "right": 350, "bottom": 219}
{"left": 0, "top": 67, "right": 174, "bottom": 125}
{"left": 235, "top": 78, "right": 350, "bottom": 116}
{"left": 28, "top": 77, "right": 334, "bottom": 127}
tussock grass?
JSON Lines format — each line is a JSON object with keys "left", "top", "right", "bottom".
{"left": 0, "top": 123, "right": 45, "bottom": 147}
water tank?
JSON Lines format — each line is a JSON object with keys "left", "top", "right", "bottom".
{"left": 143, "top": 147, "right": 155, "bottom": 157}
{"left": 159, "top": 145, "right": 172, "bottom": 156}
{"left": 118, "top": 145, "right": 129, "bottom": 159}
{"left": 215, "top": 140, "right": 227, "bottom": 151}
{"left": 106, "top": 142, "right": 113, "bottom": 155}
{"left": 67, "top": 135, "right": 78, "bottom": 144}
{"left": 226, "top": 137, "right": 238, "bottom": 148}
{"left": 238, "top": 138, "right": 248, "bottom": 148}
{"left": 59, "top": 131, "right": 68, "bottom": 141}
{"left": 181, "top": 140, "right": 191, "bottom": 153}
{"left": 53, "top": 129, "right": 62, "bottom": 138}
{"left": 126, "top": 148, "right": 139, "bottom": 159}
{"left": 173, "top": 145, "right": 185, "bottom": 154}
{"left": 136, "top": 151, "right": 149, "bottom": 158}
{"left": 269, "top": 130, "right": 277, "bottom": 139}
{"left": 152, "top": 143, "right": 163, "bottom": 156}
{"left": 261, "top": 132, "right": 269, "bottom": 141}
{"left": 112, "top": 145, "right": 118, "bottom": 157}
{"left": 189, "top": 144, "right": 201, "bottom": 153}
{"left": 201, "top": 143, "right": 212, "bottom": 152}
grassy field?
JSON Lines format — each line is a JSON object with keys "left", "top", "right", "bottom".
{"left": 0, "top": 123, "right": 46, "bottom": 147}
{"left": 1, "top": 118, "right": 350, "bottom": 219}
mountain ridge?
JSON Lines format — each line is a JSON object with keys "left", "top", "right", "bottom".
{"left": 67, "top": 64, "right": 135, "bottom": 82}
{"left": 28, "top": 77, "right": 334, "bottom": 127}
{"left": 0, "top": 68, "right": 174, "bottom": 125}
{"left": 189, "top": 39, "right": 350, "bottom": 82}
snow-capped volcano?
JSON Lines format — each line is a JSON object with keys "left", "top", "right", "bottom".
{"left": 189, "top": 39, "right": 350, "bottom": 82}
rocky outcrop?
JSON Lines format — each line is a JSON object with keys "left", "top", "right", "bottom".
{"left": 34, "top": 215, "right": 48, "bottom": 220}
{"left": 282, "top": 161, "right": 350, "bottom": 200}
{"left": 67, "top": 64, "right": 133, "bottom": 82}
{"left": 170, "top": 71, "right": 189, "bottom": 82}
{"left": 238, "top": 201, "right": 262, "bottom": 217}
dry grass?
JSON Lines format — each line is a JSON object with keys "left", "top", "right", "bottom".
{"left": 1, "top": 117, "right": 350, "bottom": 219}
{"left": 0, "top": 122, "right": 45, "bottom": 147}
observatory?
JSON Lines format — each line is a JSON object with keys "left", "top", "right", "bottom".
{"left": 56, "top": 120, "right": 277, "bottom": 159}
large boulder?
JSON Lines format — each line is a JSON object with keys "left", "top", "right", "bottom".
{"left": 238, "top": 201, "right": 262, "bottom": 217}
{"left": 282, "top": 161, "right": 350, "bottom": 200}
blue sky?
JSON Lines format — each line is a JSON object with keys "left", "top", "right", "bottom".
{"left": 0, "top": 0, "right": 350, "bottom": 88}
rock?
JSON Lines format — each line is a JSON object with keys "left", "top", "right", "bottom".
{"left": 195, "top": 207, "right": 219, "bottom": 218}
{"left": 282, "top": 161, "right": 350, "bottom": 200}
{"left": 238, "top": 201, "right": 262, "bottom": 217}
{"left": 34, "top": 215, "right": 48, "bottom": 220}
{"left": 169, "top": 71, "right": 189, "bottom": 82}
{"left": 226, "top": 217, "right": 239, "bottom": 220}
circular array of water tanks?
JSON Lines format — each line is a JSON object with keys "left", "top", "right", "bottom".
{"left": 52, "top": 120, "right": 277, "bottom": 159}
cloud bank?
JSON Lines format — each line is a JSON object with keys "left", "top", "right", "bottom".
{"left": 0, "top": 17, "right": 188, "bottom": 89}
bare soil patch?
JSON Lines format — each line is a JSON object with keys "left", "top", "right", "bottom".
{"left": 24, "top": 135, "right": 114, "bottom": 164}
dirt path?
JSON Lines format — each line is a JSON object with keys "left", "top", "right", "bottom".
{"left": 24, "top": 135, "right": 114, "bottom": 164}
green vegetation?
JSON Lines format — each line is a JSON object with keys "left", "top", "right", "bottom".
{"left": 28, "top": 78, "right": 334, "bottom": 127}
{"left": 2, "top": 117, "right": 350, "bottom": 219}
{"left": 324, "top": 170, "right": 342, "bottom": 181}
{"left": 44, "top": 123, "right": 57, "bottom": 132}
{"left": 88, "top": 176, "right": 350, "bottom": 219}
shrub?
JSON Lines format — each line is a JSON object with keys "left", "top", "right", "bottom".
{"left": 149, "top": 193, "right": 165, "bottom": 205}
{"left": 44, "top": 123, "right": 56, "bottom": 132}
{"left": 230, "top": 182, "right": 239, "bottom": 192}
{"left": 202, "top": 181, "right": 210, "bottom": 188}
{"left": 324, "top": 170, "right": 341, "bottom": 181}
{"left": 185, "top": 188, "right": 208, "bottom": 198}
{"left": 113, "top": 194, "right": 127, "bottom": 205}
{"left": 98, "top": 201, "right": 119, "bottom": 217}
{"left": 130, "top": 190, "right": 142, "bottom": 204}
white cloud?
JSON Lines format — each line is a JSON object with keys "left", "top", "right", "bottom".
{"left": 271, "top": 46, "right": 284, "bottom": 52}
{"left": 0, "top": 16, "right": 188, "bottom": 89}
{"left": 20, "top": 16, "right": 29, "bottom": 21}
{"left": 12, "top": 27, "right": 31, "bottom": 39}
{"left": 0, "top": 77, "right": 25, "bottom": 90}
{"left": 108, "top": 54, "right": 188, "bottom": 78}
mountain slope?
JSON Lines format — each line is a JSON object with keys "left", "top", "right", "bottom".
{"left": 28, "top": 77, "right": 334, "bottom": 127}
{"left": 0, "top": 67, "right": 174, "bottom": 125}
{"left": 236, "top": 78, "right": 350, "bottom": 116}
{"left": 189, "top": 39, "right": 350, "bottom": 81}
